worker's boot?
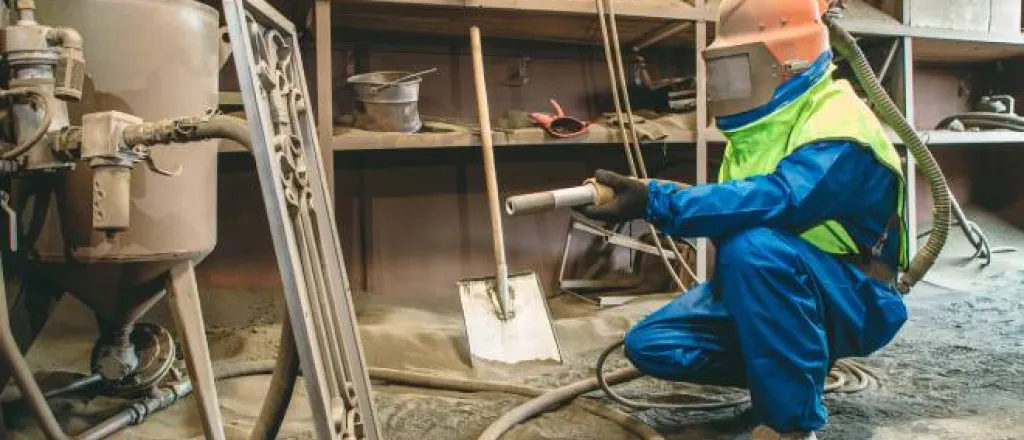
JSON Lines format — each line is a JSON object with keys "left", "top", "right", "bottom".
{"left": 751, "top": 425, "right": 818, "bottom": 440}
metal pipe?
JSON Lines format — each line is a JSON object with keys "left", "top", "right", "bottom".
{"left": 505, "top": 182, "right": 612, "bottom": 216}
{"left": 16, "top": 0, "right": 35, "bottom": 23}
{"left": 43, "top": 374, "right": 101, "bottom": 400}
{"left": 122, "top": 114, "right": 252, "bottom": 152}
{"left": 47, "top": 27, "right": 83, "bottom": 52}
{"left": 122, "top": 290, "right": 167, "bottom": 330}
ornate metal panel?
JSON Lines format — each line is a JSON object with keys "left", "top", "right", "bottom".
{"left": 222, "top": 1, "right": 380, "bottom": 438}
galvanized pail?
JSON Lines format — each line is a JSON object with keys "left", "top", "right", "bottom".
{"left": 348, "top": 71, "right": 423, "bottom": 133}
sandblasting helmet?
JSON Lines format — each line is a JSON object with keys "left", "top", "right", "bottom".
{"left": 704, "top": 0, "right": 831, "bottom": 118}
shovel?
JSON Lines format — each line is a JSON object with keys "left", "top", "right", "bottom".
{"left": 457, "top": 26, "right": 562, "bottom": 366}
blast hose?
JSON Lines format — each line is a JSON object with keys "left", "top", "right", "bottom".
{"left": 825, "top": 17, "right": 950, "bottom": 294}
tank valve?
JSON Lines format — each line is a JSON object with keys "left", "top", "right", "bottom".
{"left": 80, "top": 111, "right": 143, "bottom": 233}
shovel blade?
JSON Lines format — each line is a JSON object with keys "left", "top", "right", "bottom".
{"left": 457, "top": 271, "right": 562, "bottom": 365}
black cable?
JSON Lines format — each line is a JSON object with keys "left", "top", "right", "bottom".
{"left": 596, "top": 340, "right": 750, "bottom": 411}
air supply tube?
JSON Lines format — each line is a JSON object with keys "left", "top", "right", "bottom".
{"left": 824, "top": 15, "right": 950, "bottom": 293}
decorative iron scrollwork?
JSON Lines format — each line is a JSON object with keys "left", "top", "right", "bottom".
{"left": 224, "top": 1, "right": 379, "bottom": 438}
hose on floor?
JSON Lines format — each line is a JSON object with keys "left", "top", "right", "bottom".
{"left": 193, "top": 361, "right": 668, "bottom": 440}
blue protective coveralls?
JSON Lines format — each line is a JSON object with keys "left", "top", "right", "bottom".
{"left": 622, "top": 53, "right": 909, "bottom": 433}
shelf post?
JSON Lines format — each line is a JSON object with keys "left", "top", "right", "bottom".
{"left": 895, "top": 0, "right": 918, "bottom": 260}
{"left": 694, "top": 0, "right": 709, "bottom": 281}
{"left": 315, "top": 0, "right": 336, "bottom": 200}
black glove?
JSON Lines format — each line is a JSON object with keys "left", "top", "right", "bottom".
{"left": 575, "top": 169, "right": 649, "bottom": 223}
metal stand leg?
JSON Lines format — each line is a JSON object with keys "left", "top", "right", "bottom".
{"left": 165, "top": 260, "right": 225, "bottom": 440}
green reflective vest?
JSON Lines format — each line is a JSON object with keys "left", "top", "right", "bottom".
{"left": 718, "top": 70, "right": 908, "bottom": 269}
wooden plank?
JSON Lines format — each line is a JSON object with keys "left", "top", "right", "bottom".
{"left": 166, "top": 261, "right": 226, "bottom": 440}
{"left": 333, "top": 3, "right": 684, "bottom": 47}
{"left": 331, "top": 125, "right": 698, "bottom": 150}
{"left": 922, "top": 130, "right": 1024, "bottom": 145}
{"left": 913, "top": 37, "right": 1024, "bottom": 63}
{"left": 334, "top": 0, "right": 710, "bottom": 21}
{"left": 315, "top": 0, "right": 335, "bottom": 198}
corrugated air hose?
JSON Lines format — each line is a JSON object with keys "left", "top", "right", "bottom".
{"left": 825, "top": 16, "right": 951, "bottom": 294}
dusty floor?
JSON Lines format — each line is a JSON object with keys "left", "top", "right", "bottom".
{"left": 5, "top": 208, "right": 1024, "bottom": 439}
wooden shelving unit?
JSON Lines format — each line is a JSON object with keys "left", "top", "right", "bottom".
{"left": 301, "top": 0, "right": 1024, "bottom": 272}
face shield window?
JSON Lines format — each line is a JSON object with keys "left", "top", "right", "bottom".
{"left": 707, "top": 53, "right": 753, "bottom": 102}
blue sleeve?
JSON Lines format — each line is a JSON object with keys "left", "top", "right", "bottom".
{"left": 645, "top": 141, "right": 896, "bottom": 240}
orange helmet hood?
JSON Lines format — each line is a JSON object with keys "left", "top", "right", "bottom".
{"left": 705, "top": 0, "right": 831, "bottom": 117}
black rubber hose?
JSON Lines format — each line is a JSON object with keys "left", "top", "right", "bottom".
{"left": 247, "top": 316, "right": 299, "bottom": 440}
{"left": 826, "top": 18, "right": 951, "bottom": 294}
{"left": 596, "top": 340, "right": 749, "bottom": 411}
{"left": 0, "top": 87, "right": 54, "bottom": 160}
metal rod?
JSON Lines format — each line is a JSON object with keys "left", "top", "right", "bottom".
{"left": 0, "top": 251, "right": 70, "bottom": 440}
{"left": 370, "top": 68, "right": 438, "bottom": 94}
{"left": 294, "top": 207, "right": 342, "bottom": 398}
{"left": 470, "top": 26, "right": 512, "bottom": 320}
{"left": 594, "top": 0, "right": 637, "bottom": 177}
{"left": 632, "top": 21, "right": 693, "bottom": 52}
{"left": 878, "top": 38, "right": 899, "bottom": 83}
{"left": 597, "top": 0, "right": 689, "bottom": 290}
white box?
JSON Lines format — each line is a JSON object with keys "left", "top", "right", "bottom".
{"left": 989, "top": 0, "right": 1022, "bottom": 34}
{"left": 910, "top": 0, "right": 991, "bottom": 32}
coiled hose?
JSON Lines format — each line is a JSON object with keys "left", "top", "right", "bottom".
{"left": 825, "top": 17, "right": 950, "bottom": 294}
{"left": 0, "top": 87, "right": 54, "bottom": 160}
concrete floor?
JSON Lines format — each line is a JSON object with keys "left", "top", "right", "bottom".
{"left": 4, "top": 208, "right": 1024, "bottom": 439}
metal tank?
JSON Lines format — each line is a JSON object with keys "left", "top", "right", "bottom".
{"left": 30, "top": 0, "right": 220, "bottom": 328}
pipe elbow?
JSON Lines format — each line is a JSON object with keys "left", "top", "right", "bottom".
{"left": 48, "top": 27, "right": 84, "bottom": 51}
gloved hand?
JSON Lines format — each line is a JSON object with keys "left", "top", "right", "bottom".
{"left": 575, "top": 169, "right": 649, "bottom": 223}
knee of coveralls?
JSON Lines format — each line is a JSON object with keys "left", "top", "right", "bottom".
{"left": 623, "top": 282, "right": 747, "bottom": 388}
{"left": 716, "top": 227, "right": 830, "bottom": 433}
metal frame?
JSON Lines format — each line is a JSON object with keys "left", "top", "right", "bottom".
{"left": 222, "top": 1, "right": 380, "bottom": 438}
{"left": 694, "top": 0, "right": 709, "bottom": 280}
{"left": 557, "top": 216, "right": 681, "bottom": 292}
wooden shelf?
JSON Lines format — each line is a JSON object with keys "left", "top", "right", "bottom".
{"left": 330, "top": 0, "right": 1023, "bottom": 61}
{"left": 920, "top": 130, "right": 1024, "bottom": 145}
{"left": 334, "top": 0, "right": 709, "bottom": 21}
{"left": 331, "top": 124, "right": 698, "bottom": 151}
{"left": 332, "top": 0, "right": 703, "bottom": 46}
{"left": 702, "top": 128, "right": 1024, "bottom": 148}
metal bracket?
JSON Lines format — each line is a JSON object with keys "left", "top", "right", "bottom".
{"left": 222, "top": 1, "right": 380, "bottom": 439}
{"left": 558, "top": 212, "right": 691, "bottom": 301}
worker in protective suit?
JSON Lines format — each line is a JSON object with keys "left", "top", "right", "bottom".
{"left": 578, "top": 1, "right": 909, "bottom": 439}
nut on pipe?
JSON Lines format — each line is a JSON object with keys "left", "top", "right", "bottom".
{"left": 505, "top": 179, "right": 615, "bottom": 216}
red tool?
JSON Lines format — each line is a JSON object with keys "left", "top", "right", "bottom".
{"left": 529, "top": 99, "right": 589, "bottom": 138}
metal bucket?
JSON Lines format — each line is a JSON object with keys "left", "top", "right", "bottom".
{"left": 349, "top": 71, "right": 423, "bottom": 133}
